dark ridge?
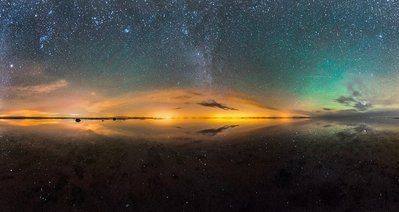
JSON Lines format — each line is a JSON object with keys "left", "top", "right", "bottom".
{"left": 0, "top": 116, "right": 159, "bottom": 120}
{"left": 0, "top": 116, "right": 312, "bottom": 120}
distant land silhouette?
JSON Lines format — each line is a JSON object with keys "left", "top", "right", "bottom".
{"left": 0, "top": 116, "right": 311, "bottom": 121}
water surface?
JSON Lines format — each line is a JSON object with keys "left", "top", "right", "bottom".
{"left": 1, "top": 118, "right": 399, "bottom": 211}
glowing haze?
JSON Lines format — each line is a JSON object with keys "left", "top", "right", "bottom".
{"left": 0, "top": 87, "right": 301, "bottom": 118}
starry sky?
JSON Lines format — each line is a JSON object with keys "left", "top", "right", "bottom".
{"left": 1, "top": 0, "right": 399, "bottom": 117}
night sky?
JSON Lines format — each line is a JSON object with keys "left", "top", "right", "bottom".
{"left": 1, "top": 0, "right": 399, "bottom": 117}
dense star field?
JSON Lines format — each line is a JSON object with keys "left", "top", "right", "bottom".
{"left": 3, "top": 1, "right": 399, "bottom": 211}
{"left": 1, "top": 0, "right": 399, "bottom": 116}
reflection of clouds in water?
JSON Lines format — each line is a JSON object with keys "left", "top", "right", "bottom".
{"left": 353, "top": 124, "right": 373, "bottom": 134}
{"left": 0, "top": 119, "right": 298, "bottom": 143}
{"left": 336, "top": 124, "right": 374, "bottom": 141}
{"left": 1, "top": 118, "right": 399, "bottom": 210}
{"left": 197, "top": 125, "right": 239, "bottom": 136}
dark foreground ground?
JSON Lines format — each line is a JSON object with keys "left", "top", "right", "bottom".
{"left": 1, "top": 119, "right": 399, "bottom": 211}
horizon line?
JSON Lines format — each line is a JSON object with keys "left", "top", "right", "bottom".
{"left": 0, "top": 116, "right": 311, "bottom": 120}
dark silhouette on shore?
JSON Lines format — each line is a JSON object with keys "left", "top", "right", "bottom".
{"left": 0, "top": 116, "right": 311, "bottom": 121}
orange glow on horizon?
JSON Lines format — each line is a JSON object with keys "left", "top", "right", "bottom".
{"left": 0, "top": 88, "right": 307, "bottom": 119}
{"left": 0, "top": 119, "right": 61, "bottom": 127}
{"left": 0, "top": 110, "right": 60, "bottom": 117}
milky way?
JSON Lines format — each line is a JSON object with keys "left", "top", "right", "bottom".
{"left": 1, "top": 0, "right": 399, "bottom": 116}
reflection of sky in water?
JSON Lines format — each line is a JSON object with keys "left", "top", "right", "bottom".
{"left": 2, "top": 118, "right": 399, "bottom": 210}
{"left": 1, "top": 118, "right": 399, "bottom": 144}
{"left": 0, "top": 119, "right": 307, "bottom": 142}
{"left": 1, "top": 118, "right": 399, "bottom": 142}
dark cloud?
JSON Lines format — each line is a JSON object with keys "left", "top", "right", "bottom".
{"left": 335, "top": 85, "right": 373, "bottom": 112}
{"left": 334, "top": 96, "right": 372, "bottom": 112}
{"left": 323, "top": 108, "right": 334, "bottom": 111}
{"left": 198, "top": 100, "right": 238, "bottom": 111}
{"left": 336, "top": 96, "right": 356, "bottom": 106}
{"left": 353, "top": 102, "right": 372, "bottom": 111}
{"left": 352, "top": 91, "right": 361, "bottom": 97}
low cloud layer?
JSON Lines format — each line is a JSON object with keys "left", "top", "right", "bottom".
{"left": 334, "top": 77, "right": 374, "bottom": 112}
{"left": 314, "top": 75, "right": 399, "bottom": 117}
{"left": 0, "top": 88, "right": 299, "bottom": 117}
{"left": 14, "top": 80, "right": 68, "bottom": 94}
{"left": 2, "top": 79, "right": 68, "bottom": 98}
{"left": 335, "top": 95, "right": 372, "bottom": 111}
